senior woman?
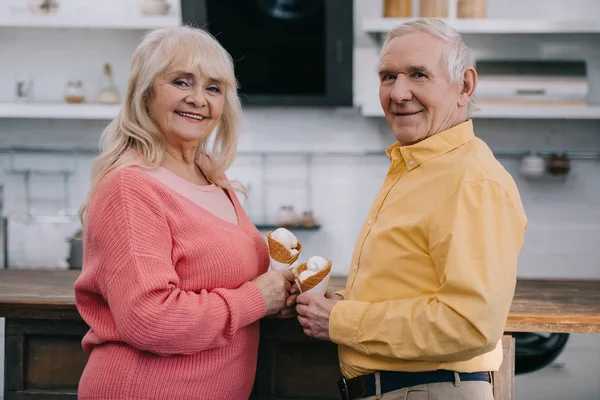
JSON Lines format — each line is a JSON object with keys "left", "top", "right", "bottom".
{"left": 74, "top": 26, "right": 296, "bottom": 399}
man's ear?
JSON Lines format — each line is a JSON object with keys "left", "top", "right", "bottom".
{"left": 458, "top": 67, "right": 477, "bottom": 108}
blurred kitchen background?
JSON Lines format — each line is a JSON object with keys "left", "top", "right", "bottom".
{"left": 1, "top": 0, "right": 600, "bottom": 398}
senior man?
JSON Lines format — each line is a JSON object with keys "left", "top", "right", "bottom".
{"left": 296, "top": 19, "right": 527, "bottom": 400}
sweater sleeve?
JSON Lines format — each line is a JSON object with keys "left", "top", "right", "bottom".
{"left": 87, "top": 170, "right": 266, "bottom": 356}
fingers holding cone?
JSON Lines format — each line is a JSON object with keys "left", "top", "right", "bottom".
{"left": 290, "top": 256, "right": 332, "bottom": 298}
{"left": 264, "top": 228, "right": 332, "bottom": 297}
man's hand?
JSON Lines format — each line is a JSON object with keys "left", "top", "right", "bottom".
{"left": 296, "top": 292, "right": 341, "bottom": 341}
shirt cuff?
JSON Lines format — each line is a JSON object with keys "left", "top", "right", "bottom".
{"left": 329, "top": 300, "right": 370, "bottom": 350}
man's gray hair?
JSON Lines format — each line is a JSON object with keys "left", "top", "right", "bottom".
{"left": 382, "top": 18, "right": 476, "bottom": 111}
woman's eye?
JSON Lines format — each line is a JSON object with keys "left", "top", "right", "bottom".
{"left": 207, "top": 86, "right": 222, "bottom": 94}
{"left": 173, "top": 79, "right": 189, "bottom": 87}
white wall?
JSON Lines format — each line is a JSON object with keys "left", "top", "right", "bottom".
{"left": 1, "top": 0, "right": 600, "bottom": 398}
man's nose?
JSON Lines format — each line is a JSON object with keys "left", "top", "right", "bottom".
{"left": 390, "top": 76, "right": 413, "bottom": 103}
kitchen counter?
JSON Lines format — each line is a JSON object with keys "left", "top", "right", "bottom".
{"left": 1, "top": 269, "right": 599, "bottom": 400}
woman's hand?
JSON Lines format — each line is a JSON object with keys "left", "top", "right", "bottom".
{"left": 253, "top": 269, "right": 295, "bottom": 316}
{"left": 270, "top": 283, "right": 300, "bottom": 319}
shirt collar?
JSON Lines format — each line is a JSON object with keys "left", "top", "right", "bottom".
{"left": 386, "top": 119, "right": 475, "bottom": 171}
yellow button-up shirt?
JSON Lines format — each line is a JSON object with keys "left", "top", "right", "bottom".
{"left": 330, "top": 120, "right": 527, "bottom": 379}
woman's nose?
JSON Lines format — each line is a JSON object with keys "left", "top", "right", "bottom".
{"left": 186, "top": 88, "right": 208, "bottom": 107}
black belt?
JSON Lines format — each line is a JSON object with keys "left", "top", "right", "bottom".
{"left": 338, "top": 370, "right": 491, "bottom": 399}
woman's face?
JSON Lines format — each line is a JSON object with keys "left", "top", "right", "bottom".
{"left": 148, "top": 57, "right": 226, "bottom": 149}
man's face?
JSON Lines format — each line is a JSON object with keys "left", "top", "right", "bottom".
{"left": 379, "top": 32, "right": 469, "bottom": 146}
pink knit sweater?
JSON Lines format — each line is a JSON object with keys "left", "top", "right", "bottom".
{"left": 74, "top": 167, "right": 269, "bottom": 399}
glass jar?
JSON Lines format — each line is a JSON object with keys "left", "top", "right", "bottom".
{"left": 420, "top": 0, "right": 448, "bottom": 18}
{"left": 277, "top": 205, "right": 297, "bottom": 227}
{"left": 384, "top": 0, "right": 412, "bottom": 18}
{"left": 457, "top": 0, "right": 486, "bottom": 18}
{"left": 64, "top": 80, "right": 85, "bottom": 104}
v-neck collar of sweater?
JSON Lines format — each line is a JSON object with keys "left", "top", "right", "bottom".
{"left": 134, "top": 166, "right": 244, "bottom": 230}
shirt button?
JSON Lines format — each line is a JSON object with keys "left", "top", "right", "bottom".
{"left": 368, "top": 219, "right": 374, "bottom": 225}
{"left": 352, "top": 265, "right": 358, "bottom": 271}
{"left": 408, "top": 160, "right": 415, "bottom": 166}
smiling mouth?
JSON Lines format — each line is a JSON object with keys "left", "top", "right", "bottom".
{"left": 392, "top": 110, "right": 423, "bottom": 116}
{"left": 175, "top": 111, "right": 205, "bottom": 121}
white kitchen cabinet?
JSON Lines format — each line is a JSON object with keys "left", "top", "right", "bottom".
{"left": 356, "top": 1, "right": 600, "bottom": 119}
{"left": 0, "top": 1, "right": 182, "bottom": 120}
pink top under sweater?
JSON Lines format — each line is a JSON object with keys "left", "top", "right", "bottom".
{"left": 143, "top": 166, "right": 238, "bottom": 225}
{"left": 74, "top": 166, "right": 269, "bottom": 400}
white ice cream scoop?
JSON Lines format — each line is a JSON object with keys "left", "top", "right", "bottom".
{"left": 271, "top": 228, "right": 298, "bottom": 249}
{"left": 306, "top": 256, "right": 329, "bottom": 272}
{"left": 299, "top": 269, "right": 318, "bottom": 281}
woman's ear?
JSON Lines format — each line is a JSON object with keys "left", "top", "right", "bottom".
{"left": 458, "top": 67, "right": 477, "bottom": 108}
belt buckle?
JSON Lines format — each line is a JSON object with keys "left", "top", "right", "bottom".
{"left": 337, "top": 377, "right": 351, "bottom": 400}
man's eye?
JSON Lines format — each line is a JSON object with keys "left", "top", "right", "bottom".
{"left": 412, "top": 72, "right": 426, "bottom": 79}
{"left": 382, "top": 73, "right": 396, "bottom": 81}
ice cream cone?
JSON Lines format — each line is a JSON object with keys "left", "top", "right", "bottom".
{"left": 294, "top": 259, "right": 332, "bottom": 294}
{"left": 267, "top": 231, "right": 302, "bottom": 266}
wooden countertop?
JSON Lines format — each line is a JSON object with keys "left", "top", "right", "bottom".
{"left": 0, "top": 269, "right": 81, "bottom": 320}
{"left": 1, "top": 270, "right": 599, "bottom": 333}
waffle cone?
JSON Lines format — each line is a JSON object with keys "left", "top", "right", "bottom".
{"left": 267, "top": 232, "right": 302, "bottom": 264}
{"left": 295, "top": 260, "right": 332, "bottom": 293}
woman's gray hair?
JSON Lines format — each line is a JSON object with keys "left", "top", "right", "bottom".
{"left": 382, "top": 18, "right": 476, "bottom": 112}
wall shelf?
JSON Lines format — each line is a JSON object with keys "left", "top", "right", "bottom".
{"left": 0, "top": 14, "right": 181, "bottom": 30}
{"left": 254, "top": 224, "right": 321, "bottom": 232}
{"left": 0, "top": 103, "right": 120, "bottom": 120}
{"left": 363, "top": 18, "right": 600, "bottom": 36}
{"left": 362, "top": 103, "right": 600, "bottom": 120}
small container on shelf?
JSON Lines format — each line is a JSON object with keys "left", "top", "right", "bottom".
{"left": 457, "top": 0, "right": 486, "bottom": 18}
{"left": 94, "top": 63, "right": 120, "bottom": 105}
{"left": 139, "top": 0, "right": 170, "bottom": 16}
{"left": 300, "top": 211, "right": 318, "bottom": 228}
{"left": 419, "top": 0, "right": 448, "bottom": 18}
{"left": 546, "top": 153, "right": 571, "bottom": 176}
{"left": 15, "top": 78, "right": 34, "bottom": 103}
{"left": 64, "top": 80, "right": 85, "bottom": 104}
{"left": 520, "top": 152, "right": 545, "bottom": 179}
{"left": 277, "top": 205, "right": 298, "bottom": 227}
{"left": 29, "top": 0, "right": 60, "bottom": 15}
{"left": 384, "top": 0, "right": 412, "bottom": 18}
